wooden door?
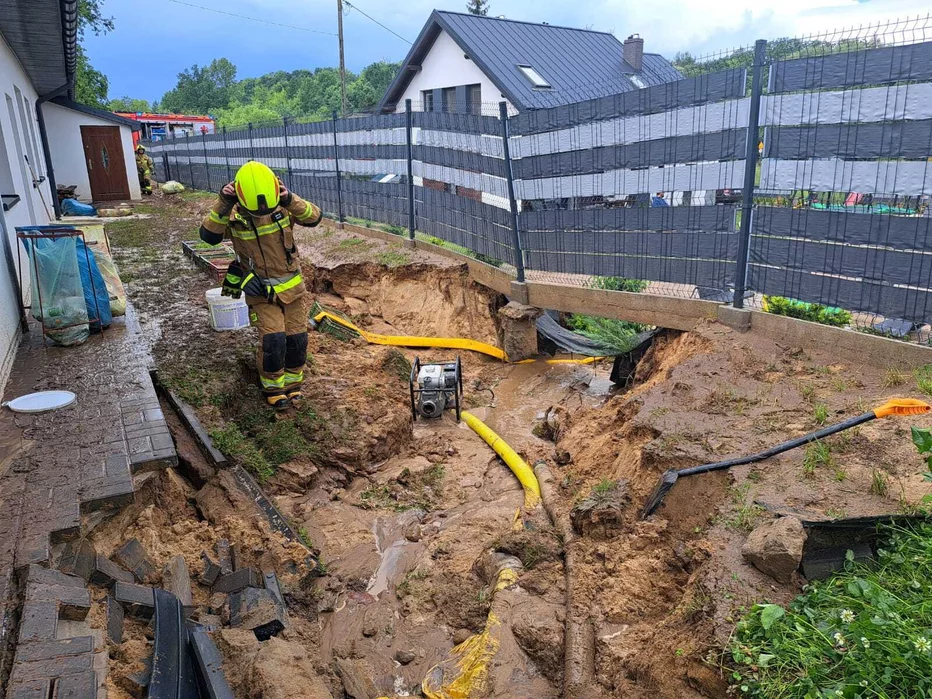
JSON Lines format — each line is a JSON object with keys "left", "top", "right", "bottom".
{"left": 81, "top": 125, "right": 130, "bottom": 201}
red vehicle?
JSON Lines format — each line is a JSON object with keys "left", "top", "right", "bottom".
{"left": 114, "top": 112, "right": 215, "bottom": 145}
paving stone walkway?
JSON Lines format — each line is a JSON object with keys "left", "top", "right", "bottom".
{"left": 0, "top": 302, "right": 177, "bottom": 697}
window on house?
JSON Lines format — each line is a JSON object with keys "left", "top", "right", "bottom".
{"left": 629, "top": 74, "right": 647, "bottom": 89}
{"left": 13, "top": 87, "right": 39, "bottom": 178}
{"left": 466, "top": 84, "right": 481, "bottom": 115}
{"left": 517, "top": 65, "right": 551, "bottom": 89}
{"left": 24, "top": 101, "right": 43, "bottom": 176}
{"left": 422, "top": 89, "right": 434, "bottom": 112}
{"left": 0, "top": 119, "right": 17, "bottom": 207}
{"left": 442, "top": 87, "right": 456, "bottom": 113}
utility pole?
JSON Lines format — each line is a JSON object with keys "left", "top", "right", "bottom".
{"left": 337, "top": 0, "right": 348, "bottom": 117}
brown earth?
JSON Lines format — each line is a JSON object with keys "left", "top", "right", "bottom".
{"left": 101, "top": 193, "right": 932, "bottom": 698}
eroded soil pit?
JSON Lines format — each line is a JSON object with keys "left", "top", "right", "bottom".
{"left": 100, "top": 194, "right": 932, "bottom": 698}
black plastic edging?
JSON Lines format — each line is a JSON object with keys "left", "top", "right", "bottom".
{"left": 188, "top": 626, "right": 234, "bottom": 699}
{"left": 150, "top": 589, "right": 198, "bottom": 699}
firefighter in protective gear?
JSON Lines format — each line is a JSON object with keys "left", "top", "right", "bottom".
{"left": 200, "top": 161, "right": 322, "bottom": 409}
{"left": 136, "top": 145, "right": 154, "bottom": 195}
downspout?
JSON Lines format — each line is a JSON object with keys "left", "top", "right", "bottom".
{"left": 36, "top": 0, "right": 79, "bottom": 220}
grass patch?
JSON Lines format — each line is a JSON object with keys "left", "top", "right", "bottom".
{"left": 336, "top": 237, "right": 371, "bottom": 250}
{"left": 209, "top": 422, "right": 275, "bottom": 481}
{"left": 105, "top": 219, "right": 155, "bottom": 248}
{"left": 587, "top": 276, "right": 649, "bottom": 293}
{"left": 565, "top": 315, "right": 651, "bottom": 354}
{"left": 914, "top": 365, "right": 932, "bottom": 396}
{"left": 731, "top": 523, "right": 932, "bottom": 698}
{"left": 382, "top": 348, "right": 412, "bottom": 382}
{"left": 724, "top": 484, "right": 764, "bottom": 532}
{"left": 375, "top": 249, "right": 411, "bottom": 267}
{"left": 803, "top": 440, "right": 834, "bottom": 477}
{"left": 813, "top": 403, "right": 829, "bottom": 425}
{"left": 763, "top": 295, "right": 852, "bottom": 327}
{"left": 870, "top": 469, "right": 890, "bottom": 497}
{"left": 883, "top": 367, "right": 908, "bottom": 388}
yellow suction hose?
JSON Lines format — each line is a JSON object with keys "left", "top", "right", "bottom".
{"left": 461, "top": 410, "right": 541, "bottom": 510}
{"left": 311, "top": 310, "right": 603, "bottom": 365}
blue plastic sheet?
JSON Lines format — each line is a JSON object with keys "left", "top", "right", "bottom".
{"left": 75, "top": 238, "right": 111, "bottom": 330}
{"left": 61, "top": 198, "right": 98, "bottom": 217}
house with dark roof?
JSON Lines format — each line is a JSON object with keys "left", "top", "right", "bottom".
{"left": 378, "top": 10, "right": 683, "bottom": 115}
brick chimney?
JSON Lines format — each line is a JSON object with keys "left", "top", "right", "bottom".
{"left": 624, "top": 34, "right": 644, "bottom": 71}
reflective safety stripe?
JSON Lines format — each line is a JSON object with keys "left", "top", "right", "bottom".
{"left": 295, "top": 202, "right": 314, "bottom": 220}
{"left": 284, "top": 371, "right": 304, "bottom": 385}
{"left": 209, "top": 210, "right": 230, "bottom": 225}
{"left": 240, "top": 272, "right": 255, "bottom": 289}
{"left": 225, "top": 272, "right": 243, "bottom": 284}
{"left": 230, "top": 220, "right": 287, "bottom": 239}
{"left": 260, "top": 375, "right": 286, "bottom": 389}
{"left": 271, "top": 273, "right": 302, "bottom": 294}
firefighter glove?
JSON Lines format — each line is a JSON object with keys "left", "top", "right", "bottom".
{"left": 222, "top": 261, "right": 246, "bottom": 298}
{"left": 220, "top": 182, "right": 238, "bottom": 206}
{"left": 278, "top": 179, "right": 293, "bottom": 207}
{"left": 241, "top": 273, "right": 274, "bottom": 302}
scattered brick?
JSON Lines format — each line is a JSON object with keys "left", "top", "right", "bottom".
{"left": 89, "top": 555, "right": 134, "bottom": 588}
{"left": 228, "top": 588, "right": 286, "bottom": 641}
{"left": 113, "top": 581, "right": 155, "bottom": 618}
{"left": 57, "top": 540, "right": 96, "bottom": 581}
{"left": 163, "top": 555, "right": 194, "bottom": 611}
{"left": 106, "top": 596, "right": 124, "bottom": 644}
{"left": 112, "top": 538, "right": 156, "bottom": 583}
{"left": 215, "top": 539, "right": 233, "bottom": 576}
{"left": 199, "top": 552, "right": 221, "bottom": 587}
{"left": 212, "top": 568, "right": 260, "bottom": 594}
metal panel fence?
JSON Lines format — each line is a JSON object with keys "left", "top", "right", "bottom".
{"left": 143, "top": 16, "right": 932, "bottom": 342}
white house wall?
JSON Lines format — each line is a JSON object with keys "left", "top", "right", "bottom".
{"left": 0, "top": 30, "right": 53, "bottom": 394}
{"left": 45, "top": 103, "right": 141, "bottom": 201}
{"left": 393, "top": 29, "right": 514, "bottom": 116}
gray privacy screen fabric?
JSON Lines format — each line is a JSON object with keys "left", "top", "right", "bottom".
{"left": 770, "top": 40, "right": 932, "bottom": 93}
{"left": 765, "top": 120, "right": 932, "bottom": 160}
{"left": 748, "top": 265, "right": 931, "bottom": 323}
{"left": 760, "top": 83, "right": 932, "bottom": 126}
{"left": 760, "top": 159, "right": 932, "bottom": 196}
{"left": 341, "top": 179, "right": 409, "bottom": 228}
{"left": 522, "top": 205, "right": 738, "bottom": 233}
{"left": 513, "top": 129, "right": 746, "bottom": 178}
{"left": 525, "top": 250, "right": 734, "bottom": 289}
{"left": 750, "top": 235, "right": 932, "bottom": 288}
{"left": 752, "top": 207, "right": 932, "bottom": 251}
{"left": 415, "top": 187, "right": 515, "bottom": 265}
{"left": 511, "top": 68, "right": 747, "bottom": 135}
{"left": 412, "top": 144, "right": 506, "bottom": 178}
{"left": 411, "top": 111, "right": 502, "bottom": 135}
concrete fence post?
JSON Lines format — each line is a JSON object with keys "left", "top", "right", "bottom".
{"left": 499, "top": 101, "right": 525, "bottom": 283}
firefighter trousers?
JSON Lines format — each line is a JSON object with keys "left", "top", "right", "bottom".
{"left": 247, "top": 296, "right": 308, "bottom": 398}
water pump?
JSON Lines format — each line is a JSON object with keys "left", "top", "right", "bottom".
{"left": 409, "top": 356, "right": 463, "bottom": 421}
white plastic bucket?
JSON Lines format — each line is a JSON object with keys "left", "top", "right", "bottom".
{"left": 206, "top": 288, "right": 249, "bottom": 331}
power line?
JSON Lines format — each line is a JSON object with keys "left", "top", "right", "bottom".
{"left": 343, "top": 1, "right": 412, "bottom": 44}
{"left": 165, "top": 0, "right": 337, "bottom": 37}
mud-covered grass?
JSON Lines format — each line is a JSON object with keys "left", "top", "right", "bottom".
{"left": 360, "top": 463, "right": 445, "bottom": 512}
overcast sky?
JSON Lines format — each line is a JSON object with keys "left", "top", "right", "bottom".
{"left": 86, "top": 0, "right": 930, "bottom": 103}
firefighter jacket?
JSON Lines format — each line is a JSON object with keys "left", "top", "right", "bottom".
{"left": 136, "top": 152, "right": 153, "bottom": 176}
{"left": 199, "top": 193, "right": 322, "bottom": 305}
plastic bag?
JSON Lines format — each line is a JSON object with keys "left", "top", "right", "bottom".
{"left": 19, "top": 232, "right": 90, "bottom": 346}
{"left": 91, "top": 247, "right": 127, "bottom": 316}
{"left": 61, "top": 198, "right": 98, "bottom": 217}
{"left": 162, "top": 181, "right": 186, "bottom": 194}
{"left": 76, "top": 238, "right": 112, "bottom": 331}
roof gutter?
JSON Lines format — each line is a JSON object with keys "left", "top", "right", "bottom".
{"left": 35, "top": 0, "right": 79, "bottom": 220}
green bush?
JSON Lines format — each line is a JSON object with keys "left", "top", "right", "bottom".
{"left": 565, "top": 315, "right": 650, "bottom": 354}
{"left": 588, "top": 276, "right": 649, "bottom": 293}
{"left": 763, "top": 296, "right": 852, "bottom": 327}
{"left": 731, "top": 523, "right": 932, "bottom": 698}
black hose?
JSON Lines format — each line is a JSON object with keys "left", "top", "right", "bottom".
{"left": 678, "top": 411, "right": 876, "bottom": 477}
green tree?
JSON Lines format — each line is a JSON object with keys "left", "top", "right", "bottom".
{"left": 108, "top": 96, "right": 153, "bottom": 113}
{"left": 74, "top": 0, "right": 113, "bottom": 107}
{"left": 466, "top": 0, "right": 489, "bottom": 16}
{"left": 160, "top": 58, "right": 237, "bottom": 115}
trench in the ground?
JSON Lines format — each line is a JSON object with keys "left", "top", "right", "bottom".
{"left": 97, "top": 260, "right": 727, "bottom": 699}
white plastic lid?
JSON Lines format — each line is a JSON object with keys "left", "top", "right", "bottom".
{"left": 206, "top": 288, "right": 223, "bottom": 299}
{"left": 3, "top": 390, "right": 77, "bottom": 413}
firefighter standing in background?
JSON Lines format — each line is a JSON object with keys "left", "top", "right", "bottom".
{"left": 199, "top": 161, "right": 322, "bottom": 409}
{"left": 135, "top": 145, "right": 154, "bottom": 195}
